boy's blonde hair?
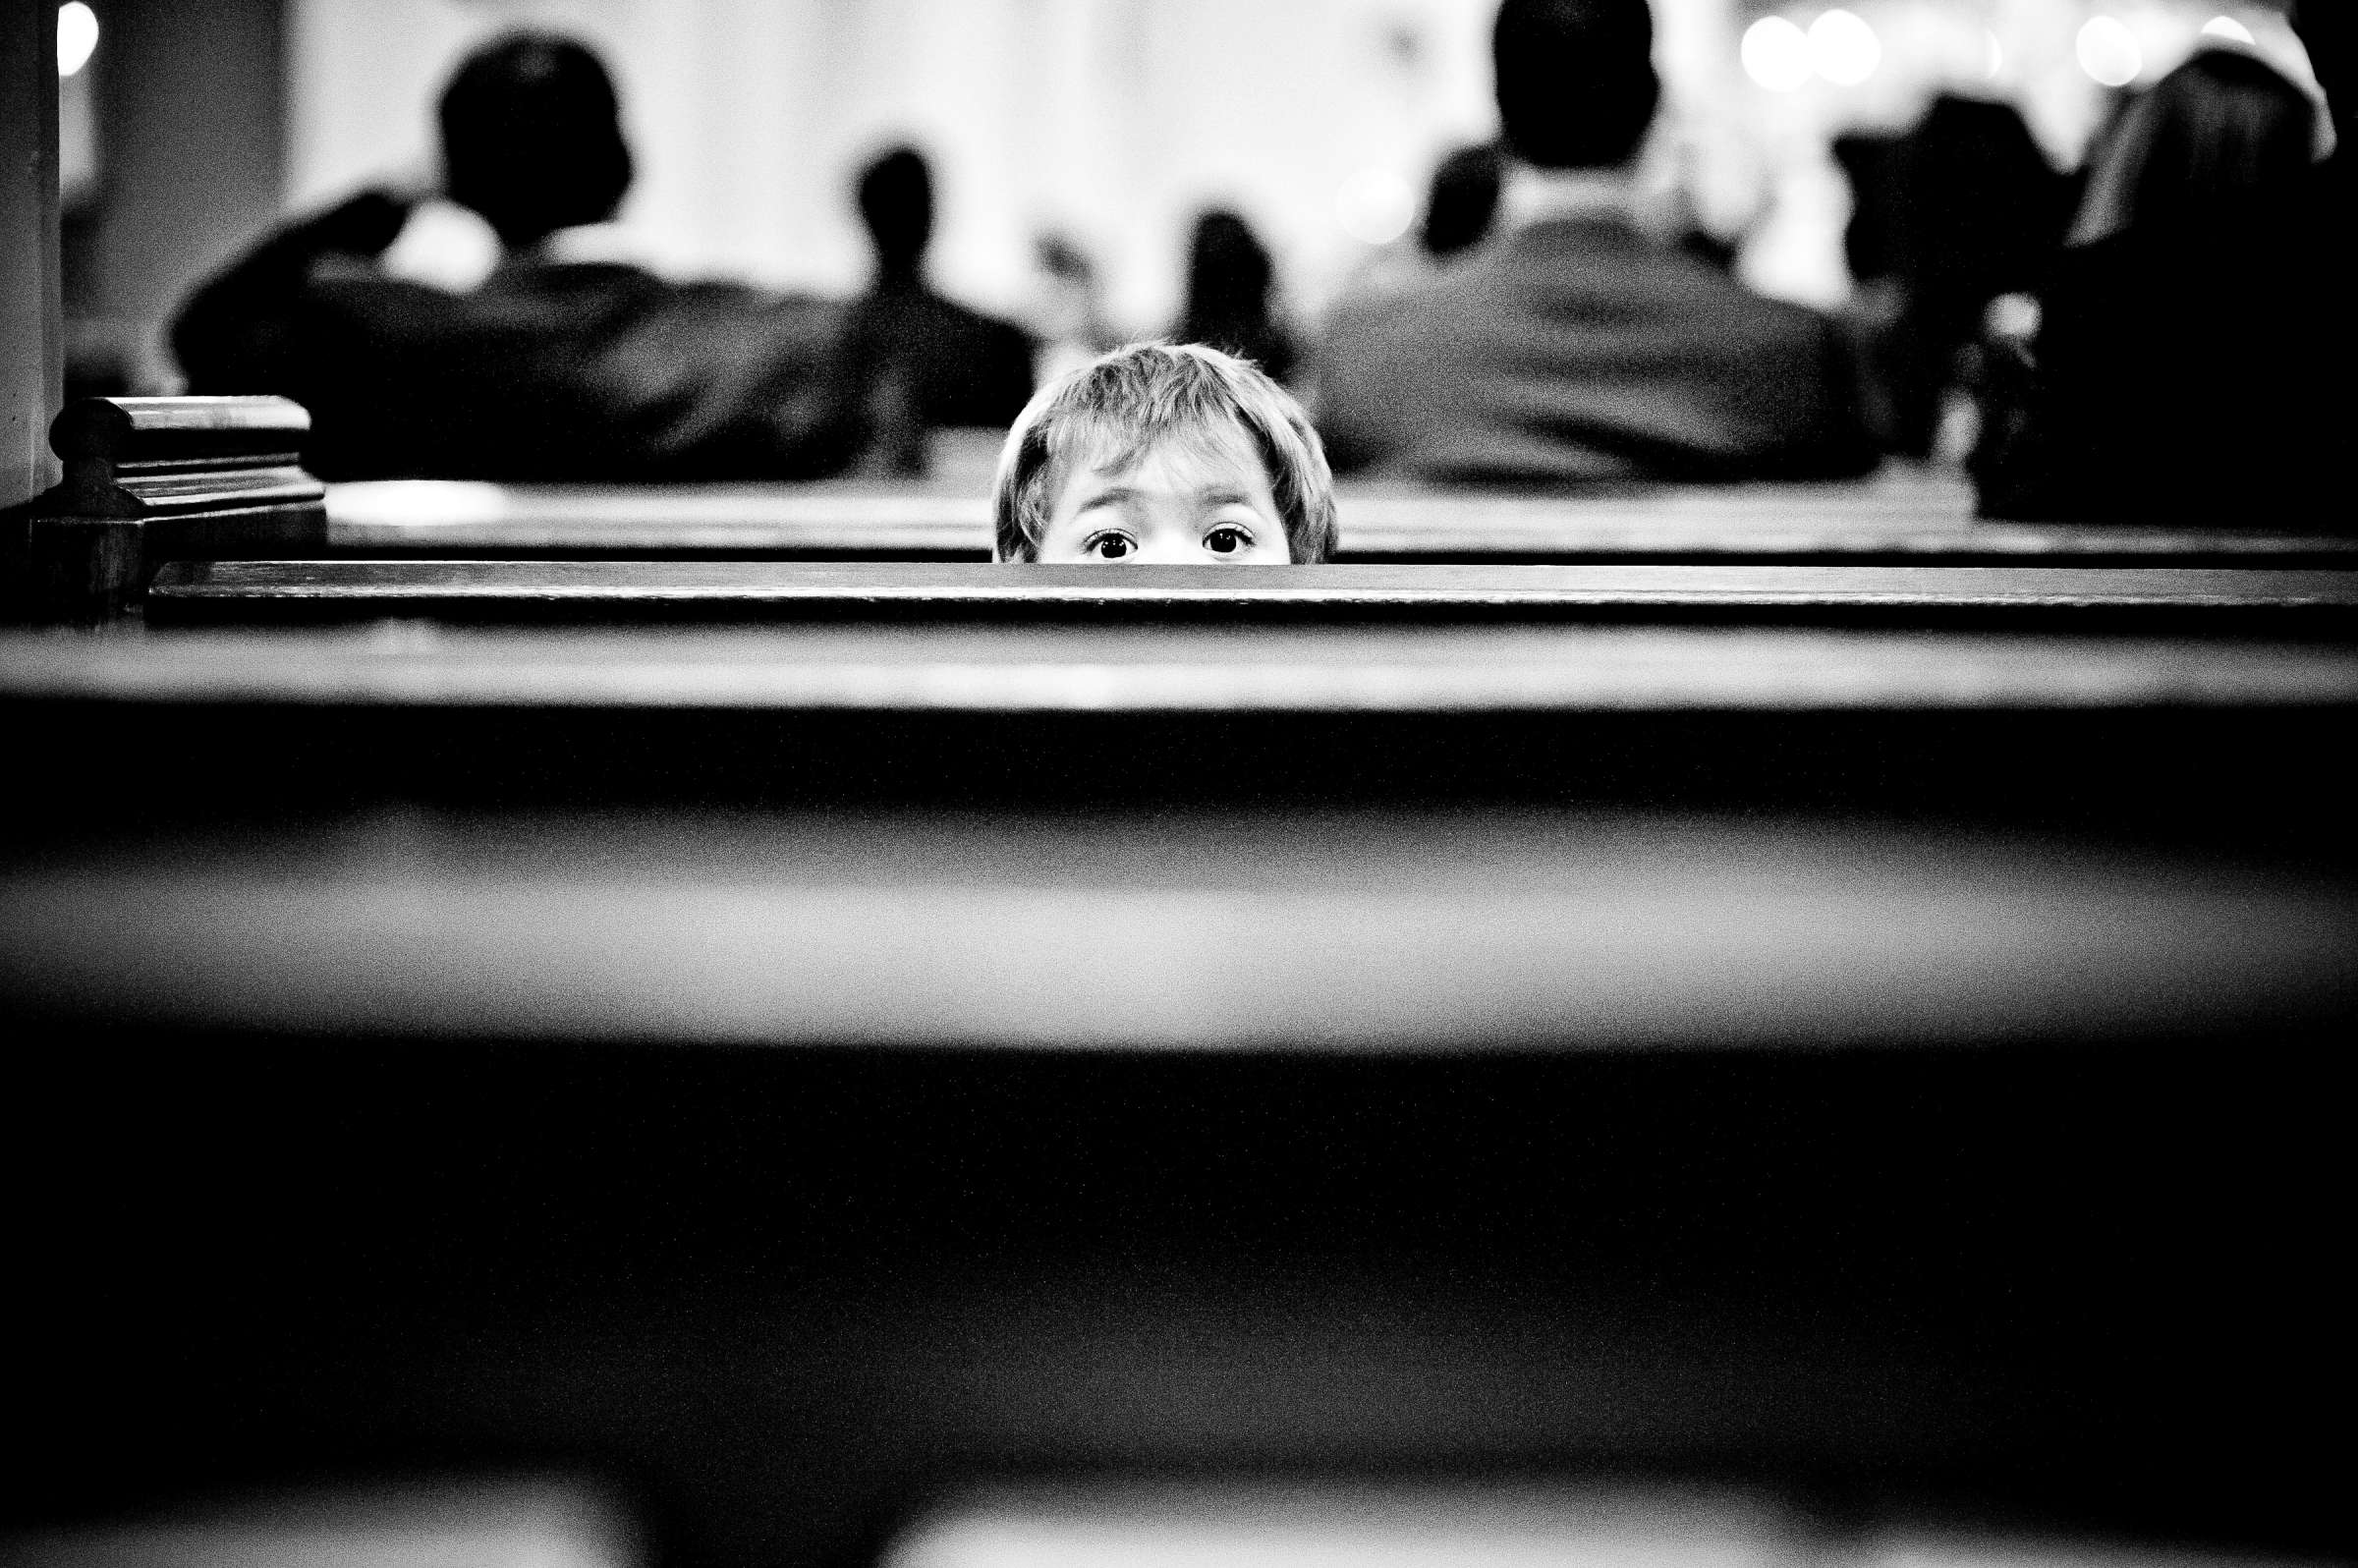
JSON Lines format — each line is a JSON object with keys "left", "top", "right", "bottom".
{"left": 992, "top": 342, "right": 1337, "bottom": 563}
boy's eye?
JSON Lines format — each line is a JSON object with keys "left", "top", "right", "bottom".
{"left": 1086, "top": 532, "right": 1136, "bottom": 560}
{"left": 1204, "top": 525, "right": 1252, "bottom": 555}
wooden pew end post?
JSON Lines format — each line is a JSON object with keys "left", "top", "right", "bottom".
{"left": 5, "top": 395, "right": 326, "bottom": 623}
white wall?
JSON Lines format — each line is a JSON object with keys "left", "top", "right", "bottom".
{"left": 289, "top": 0, "right": 1509, "bottom": 333}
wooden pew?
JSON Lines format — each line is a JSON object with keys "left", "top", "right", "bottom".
{"left": 141, "top": 559, "right": 2358, "bottom": 627}
{"left": 6, "top": 609, "right": 2352, "bottom": 1568}
{"left": 8, "top": 783, "right": 2353, "bottom": 1050}
{"left": 12, "top": 424, "right": 2354, "bottom": 1567}
{"left": 321, "top": 471, "right": 2358, "bottom": 564}
{"left": 16, "top": 621, "right": 2358, "bottom": 714}
{"left": 5, "top": 396, "right": 327, "bottom": 620}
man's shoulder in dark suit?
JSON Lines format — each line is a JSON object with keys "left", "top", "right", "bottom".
{"left": 1317, "top": 219, "right": 1873, "bottom": 483}
{"left": 851, "top": 282, "right": 1037, "bottom": 428}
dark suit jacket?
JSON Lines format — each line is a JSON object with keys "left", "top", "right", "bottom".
{"left": 1317, "top": 217, "right": 1875, "bottom": 483}
{"left": 842, "top": 279, "right": 1037, "bottom": 430}
{"left": 175, "top": 221, "right": 868, "bottom": 481}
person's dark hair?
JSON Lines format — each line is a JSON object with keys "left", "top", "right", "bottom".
{"left": 2071, "top": 46, "right": 2316, "bottom": 242}
{"left": 1176, "top": 209, "right": 1296, "bottom": 382}
{"left": 1180, "top": 211, "right": 1272, "bottom": 331}
{"left": 1900, "top": 95, "right": 2066, "bottom": 293}
{"left": 993, "top": 343, "right": 1336, "bottom": 564}
{"left": 1420, "top": 142, "right": 1504, "bottom": 258}
{"left": 1490, "top": 0, "right": 1659, "bottom": 170}
{"left": 438, "top": 32, "right": 633, "bottom": 251}
{"left": 858, "top": 145, "right": 935, "bottom": 278}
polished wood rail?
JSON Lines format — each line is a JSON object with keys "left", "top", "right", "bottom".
{"left": 141, "top": 559, "right": 2358, "bottom": 626}
{"left": 320, "top": 474, "right": 2358, "bottom": 563}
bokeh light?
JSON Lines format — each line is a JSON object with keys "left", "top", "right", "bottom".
{"left": 2076, "top": 16, "right": 2143, "bottom": 86}
{"left": 1808, "top": 9, "right": 1882, "bottom": 87}
{"left": 1334, "top": 167, "right": 1415, "bottom": 247}
{"left": 57, "top": 1, "right": 98, "bottom": 77}
{"left": 1741, "top": 16, "right": 1813, "bottom": 92}
{"left": 2201, "top": 16, "right": 2255, "bottom": 45}
{"left": 1982, "top": 28, "right": 2004, "bottom": 81}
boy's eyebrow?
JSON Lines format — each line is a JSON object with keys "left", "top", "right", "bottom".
{"left": 1070, "top": 476, "right": 1265, "bottom": 511}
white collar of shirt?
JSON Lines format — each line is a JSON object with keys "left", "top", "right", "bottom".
{"left": 1498, "top": 164, "right": 1641, "bottom": 233}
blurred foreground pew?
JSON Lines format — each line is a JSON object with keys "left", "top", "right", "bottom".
{"left": 5, "top": 770, "right": 2351, "bottom": 1567}
{"left": 323, "top": 470, "right": 2358, "bottom": 565}
{"left": 8, "top": 648, "right": 2353, "bottom": 1568}
{"left": 884, "top": 1484, "right": 2327, "bottom": 1568}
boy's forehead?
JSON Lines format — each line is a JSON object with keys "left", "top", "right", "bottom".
{"left": 1064, "top": 412, "right": 1269, "bottom": 488}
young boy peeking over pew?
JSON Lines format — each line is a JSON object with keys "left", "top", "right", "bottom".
{"left": 992, "top": 343, "right": 1337, "bottom": 564}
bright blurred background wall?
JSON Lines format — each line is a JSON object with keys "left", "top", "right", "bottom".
{"left": 284, "top": 0, "right": 1507, "bottom": 334}
{"left": 55, "top": 0, "right": 2317, "bottom": 388}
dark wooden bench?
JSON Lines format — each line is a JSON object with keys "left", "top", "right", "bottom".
{"left": 6, "top": 770, "right": 2350, "bottom": 1568}
{"left": 8, "top": 608, "right": 2351, "bottom": 1568}
{"left": 5, "top": 396, "right": 327, "bottom": 620}
{"left": 16, "top": 428, "right": 2358, "bottom": 1568}
{"left": 321, "top": 473, "right": 2358, "bottom": 564}
{"left": 141, "top": 558, "right": 2358, "bottom": 627}
{"left": 8, "top": 794, "right": 2353, "bottom": 1051}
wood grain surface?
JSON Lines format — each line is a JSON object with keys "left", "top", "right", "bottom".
{"left": 141, "top": 559, "right": 2358, "bottom": 631}
{"left": 321, "top": 474, "right": 2358, "bottom": 562}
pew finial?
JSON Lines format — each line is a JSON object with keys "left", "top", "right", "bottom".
{"left": 6, "top": 396, "right": 327, "bottom": 623}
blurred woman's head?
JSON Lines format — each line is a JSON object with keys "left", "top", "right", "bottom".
{"left": 1177, "top": 210, "right": 1295, "bottom": 379}
{"left": 2071, "top": 45, "right": 2318, "bottom": 244}
{"left": 1183, "top": 210, "right": 1274, "bottom": 321}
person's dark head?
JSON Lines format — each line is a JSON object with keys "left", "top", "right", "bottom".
{"left": 858, "top": 146, "right": 935, "bottom": 279}
{"left": 1903, "top": 94, "right": 2066, "bottom": 289}
{"left": 438, "top": 32, "right": 633, "bottom": 251}
{"left": 1420, "top": 142, "right": 1504, "bottom": 258}
{"left": 1490, "top": 0, "right": 1659, "bottom": 170}
{"left": 1183, "top": 209, "right": 1273, "bottom": 320}
{"left": 2071, "top": 45, "right": 2317, "bottom": 242}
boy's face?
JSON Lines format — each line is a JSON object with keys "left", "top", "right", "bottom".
{"left": 1037, "top": 423, "right": 1292, "bottom": 564}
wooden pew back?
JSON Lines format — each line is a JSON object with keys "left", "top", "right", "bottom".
{"left": 322, "top": 473, "right": 2358, "bottom": 565}
{"left": 6, "top": 396, "right": 327, "bottom": 620}
{"left": 142, "top": 559, "right": 2358, "bottom": 628}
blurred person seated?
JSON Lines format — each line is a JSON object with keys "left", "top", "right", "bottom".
{"left": 1174, "top": 208, "right": 1300, "bottom": 385}
{"left": 1970, "top": 44, "right": 2342, "bottom": 525}
{"left": 172, "top": 33, "right": 866, "bottom": 481}
{"left": 841, "top": 144, "right": 1037, "bottom": 458}
{"left": 1836, "top": 95, "right": 2073, "bottom": 459}
{"left": 1315, "top": 0, "right": 1874, "bottom": 484}
{"left": 992, "top": 343, "right": 1335, "bottom": 565}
